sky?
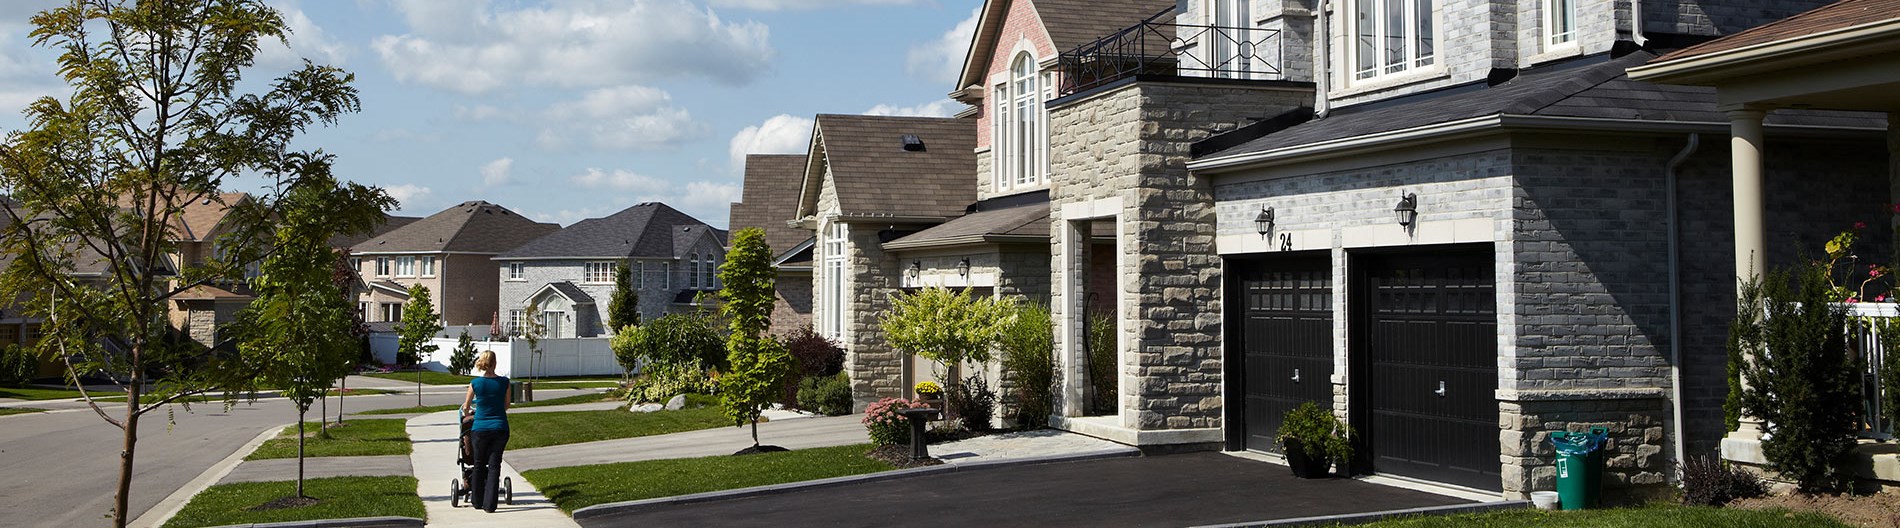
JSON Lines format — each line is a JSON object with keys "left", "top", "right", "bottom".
{"left": 0, "top": 0, "right": 985, "bottom": 229}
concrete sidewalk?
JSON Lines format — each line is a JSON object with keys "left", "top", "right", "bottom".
{"left": 406, "top": 410, "right": 578, "bottom": 528}
{"left": 507, "top": 414, "right": 869, "bottom": 471}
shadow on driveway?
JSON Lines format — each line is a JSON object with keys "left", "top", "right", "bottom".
{"left": 577, "top": 452, "right": 1478, "bottom": 528}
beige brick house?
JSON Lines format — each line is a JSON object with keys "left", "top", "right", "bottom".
{"left": 352, "top": 201, "right": 558, "bottom": 326}
{"left": 730, "top": 154, "right": 816, "bottom": 335}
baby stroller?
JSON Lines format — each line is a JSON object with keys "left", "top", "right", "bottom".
{"left": 450, "top": 412, "right": 513, "bottom": 508}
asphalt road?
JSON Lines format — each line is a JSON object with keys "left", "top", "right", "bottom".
{"left": 0, "top": 378, "right": 477, "bottom": 528}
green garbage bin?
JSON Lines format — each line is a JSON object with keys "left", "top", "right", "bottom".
{"left": 1549, "top": 426, "right": 1610, "bottom": 510}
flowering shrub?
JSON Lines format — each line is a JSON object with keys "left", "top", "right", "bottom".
{"left": 913, "top": 381, "right": 942, "bottom": 397}
{"left": 863, "top": 397, "right": 929, "bottom": 445}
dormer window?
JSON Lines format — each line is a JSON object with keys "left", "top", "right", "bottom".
{"left": 1350, "top": 0, "right": 1436, "bottom": 81}
{"left": 992, "top": 52, "right": 1049, "bottom": 192}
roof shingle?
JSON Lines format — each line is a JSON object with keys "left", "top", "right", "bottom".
{"left": 810, "top": 114, "right": 977, "bottom": 219}
{"left": 497, "top": 202, "right": 719, "bottom": 259}
{"left": 730, "top": 154, "right": 810, "bottom": 255}
{"left": 353, "top": 201, "right": 557, "bottom": 254}
{"left": 1651, "top": 0, "right": 1900, "bottom": 63}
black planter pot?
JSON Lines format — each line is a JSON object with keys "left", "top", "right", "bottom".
{"left": 1282, "top": 438, "right": 1332, "bottom": 479}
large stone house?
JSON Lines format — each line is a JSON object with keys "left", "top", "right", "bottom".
{"left": 730, "top": 154, "right": 817, "bottom": 335}
{"left": 352, "top": 201, "right": 558, "bottom": 327}
{"left": 781, "top": 0, "right": 1892, "bottom": 499}
{"left": 495, "top": 202, "right": 726, "bottom": 338}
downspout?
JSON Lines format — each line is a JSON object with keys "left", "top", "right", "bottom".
{"left": 1666, "top": 133, "right": 1699, "bottom": 471}
{"left": 1631, "top": 0, "right": 1648, "bottom": 48}
{"left": 1312, "top": 0, "right": 1331, "bottom": 118}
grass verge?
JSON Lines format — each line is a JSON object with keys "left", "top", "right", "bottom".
{"left": 247, "top": 419, "right": 411, "bottom": 460}
{"left": 361, "top": 371, "right": 473, "bottom": 386}
{"left": 355, "top": 404, "right": 458, "bottom": 415}
{"left": 508, "top": 394, "right": 724, "bottom": 449}
{"left": 0, "top": 407, "right": 45, "bottom": 416}
{"left": 160, "top": 476, "right": 423, "bottom": 528}
{"left": 522, "top": 443, "right": 892, "bottom": 513}
{"left": 517, "top": 391, "right": 621, "bottom": 408}
{"left": 1344, "top": 506, "right": 1851, "bottom": 528}
{"left": 534, "top": 381, "right": 620, "bottom": 389}
{"left": 0, "top": 386, "right": 91, "bottom": 400}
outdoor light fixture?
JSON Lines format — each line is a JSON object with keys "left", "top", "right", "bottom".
{"left": 909, "top": 261, "right": 921, "bottom": 280}
{"left": 957, "top": 258, "right": 971, "bottom": 278}
{"left": 1394, "top": 192, "right": 1418, "bottom": 228}
{"left": 1254, "top": 206, "right": 1275, "bottom": 236}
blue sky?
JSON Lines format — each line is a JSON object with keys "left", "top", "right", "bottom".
{"left": 0, "top": 0, "right": 983, "bottom": 228}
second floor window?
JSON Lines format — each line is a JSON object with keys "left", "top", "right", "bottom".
{"left": 376, "top": 257, "right": 390, "bottom": 277}
{"left": 1544, "top": 0, "right": 1574, "bottom": 48}
{"left": 690, "top": 254, "right": 701, "bottom": 289}
{"left": 419, "top": 256, "right": 436, "bottom": 277}
{"left": 584, "top": 262, "right": 614, "bottom": 283}
{"left": 635, "top": 261, "right": 645, "bottom": 289}
{"left": 508, "top": 262, "right": 524, "bottom": 280}
{"left": 1352, "top": 0, "right": 1436, "bottom": 81}
{"left": 992, "top": 52, "right": 1048, "bottom": 192}
{"left": 395, "top": 256, "right": 415, "bottom": 277}
{"left": 662, "top": 262, "right": 671, "bottom": 290}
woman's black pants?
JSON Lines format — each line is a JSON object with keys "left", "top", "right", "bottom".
{"left": 469, "top": 429, "right": 509, "bottom": 512}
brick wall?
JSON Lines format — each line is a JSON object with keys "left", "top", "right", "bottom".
{"left": 770, "top": 272, "right": 813, "bottom": 335}
{"left": 1644, "top": 0, "right": 1834, "bottom": 36}
{"left": 974, "top": 0, "right": 1058, "bottom": 152}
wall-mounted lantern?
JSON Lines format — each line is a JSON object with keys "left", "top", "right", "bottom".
{"left": 1254, "top": 206, "right": 1275, "bottom": 236}
{"left": 909, "top": 261, "right": 921, "bottom": 281}
{"left": 1394, "top": 192, "right": 1419, "bottom": 228}
{"left": 957, "top": 258, "right": 971, "bottom": 278}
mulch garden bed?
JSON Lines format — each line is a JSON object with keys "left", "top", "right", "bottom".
{"left": 1732, "top": 491, "right": 1900, "bottom": 528}
{"left": 866, "top": 445, "right": 945, "bottom": 469}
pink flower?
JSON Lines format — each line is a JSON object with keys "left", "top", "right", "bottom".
{"left": 1846, "top": 297, "right": 1861, "bottom": 304}
{"left": 1879, "top": 294, "right": 1891, "bottom": 302}
{"left": 1855, "top": 222, "right": 1869, "bottom": 230}
{"left": 1891, "top": 203, "right": 1900, "bottom": 213}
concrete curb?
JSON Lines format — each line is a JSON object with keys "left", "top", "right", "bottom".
{"left": 1187, "top": 500, "right": 1533, "bottom": 528}
{"left": 570, "top": 447, "right": 1141, "bottom": 521}
{"left": 203, "top": 516, "right": 425, "bottom": 528}
{"left": 131, "top": 424, "right": 291, "bottom": 528}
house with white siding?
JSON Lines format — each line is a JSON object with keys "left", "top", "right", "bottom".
{"left": 495, "top": 202, "right": 726, "bottom": 338}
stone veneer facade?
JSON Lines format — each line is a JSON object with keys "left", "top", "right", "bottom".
{"left": 1045, "top": 80, "right": 1312, "bottom": 441}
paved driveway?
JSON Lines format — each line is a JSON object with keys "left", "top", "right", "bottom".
{"left": 577, "top": 452, "right": 1477, "bottom": 528}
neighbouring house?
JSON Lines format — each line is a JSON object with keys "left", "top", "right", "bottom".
{"left": 730, "top": 154, "right": 816, "bottom": 335}
{"left": 795, "top": 0, "right": 1892, "bottom": 499}
{"left": 1627, "top": 0, "right": 1900, "bottom": 490}
{"left": 495, "top": 202, "right": 727, "bottom": 338}
{"left": 352, "top": 201, "right": 558, "bottom": 327}
{"left": 162, "top": 192, "right": 257, "bottom": 347}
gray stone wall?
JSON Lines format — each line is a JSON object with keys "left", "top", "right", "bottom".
{"left": 1048, "top": 80, "right": 1311, "bottom": 433}
{"left": 843, "top": 221, "right": 907, "bottom": 406}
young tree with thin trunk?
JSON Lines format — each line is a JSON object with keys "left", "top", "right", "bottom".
{"left": 0, "top": 2, "right": 367, "bottom": 525}
{"left": 330, "top": 248, "right": 369, "bottom": 426}
{"left": 396, "top": 285, "right": 442, "bottom": 406}
{"left": 231, "top": 172, "right": 389, "bottom": 499}
{"left": 718, "top": 228, "right": 791, "bottom": 448}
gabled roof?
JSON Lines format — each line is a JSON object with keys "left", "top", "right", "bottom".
{"left": 497, "top": 202, "right": 719, "bottom": 260}
{"left": 1652, "top": 0, "right": 1900, "bottom": 64}
{"left": 730, "top": 154, "right": 810, "bottom": 255}
{"left": 1195, "top": 51, "right": 1886, "bottom": 166}
{"left": 353, "top": 201, "right": 557, "bottom": 254}
{"left": 533, "top": 281, "right": 597, "bottom": 305}
{"left": 368, "top": 280, "right": 411, "bottom": 297}
{"left": 329, "top": 214, "right": 422, "bottom": 250}
{"left": 954, "top": 0, "right": 1174, "bottom": 93}
{"left": 172, "top": 192, "right": 251, "bottom": 242}
{"left": 884, "top": 196, "right": 1050, "bottom": 251}
{"left": 174, "top": 284, "right": 252, "bottom": 301}
{"left": 796, "top": 114, "right": 976, "bottom": 221}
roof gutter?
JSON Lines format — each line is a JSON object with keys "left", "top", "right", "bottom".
{"left": 881, "top": 234, "right": 1049, "bottom": 252}
{"left": 1627, "top": 17, "right": 1900, "bottom": 84}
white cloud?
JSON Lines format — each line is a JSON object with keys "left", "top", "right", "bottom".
{"left": 384, "top": 184, "right": 433, "bottom": 211}
{"left": 905, "top": 7, "right": 979, "bottom": 86}
{"left": 539, "top": 86, "right": 702, "bottom": 150}
{"left": 680, "top": 181, "right": 740, "bottom": 210}
{"left": 529, "top": 207, "right": 615, "bottom": 226}
{"left": 862, "top": 99, "right": 962, "bottom": 118}
{"left": 726, "top": 114, "right": 813, "bottom": 171}
{"left": 256, "top": 2, "right": 349, "bottom": 69}
{"left": 374, "top": 0, "right": 774, "bottom": 94}
{"left": 479, "top": 157, "right": 513, "bottom": 187}
{"left": 452, "top": 104, "right": 502, "bottom": 121}
{"left": 709, "top": 0, "right": 918, "bottom": 10}
{"left": 569, "top": 168, "right": 670, "bottom": 194}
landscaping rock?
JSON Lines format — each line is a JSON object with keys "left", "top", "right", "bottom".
{"left": 630, "top": 403, "right": 664, "bottom": 413}
{"left": 664, "top": 394, "right": 686, "bottom": 410}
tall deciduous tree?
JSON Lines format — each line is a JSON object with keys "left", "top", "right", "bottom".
{"left": 0, "top": 2, "right": 366, "bottom": 524}
{"left": 608, "top": 263, "right": 640, "bottom": 333}
{"left": 396, "top": 285, "right": 442, "bottom": 406}
{"left": 718, "top": 228, "right": 791, "bottom": 447}
{"left": 231, "top": 172, "right": 389, "bottom": 500}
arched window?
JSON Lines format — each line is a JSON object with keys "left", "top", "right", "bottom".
{"left": 1011, "top": 53, "right": 1040, "bottom": 187}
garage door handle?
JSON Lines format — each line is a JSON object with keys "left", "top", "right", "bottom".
{"left": 1291, "top": 369, "right": 1301, "bottom": 383}
{"left": 1434, "top": 381, "right": 1447, "bottom": 397}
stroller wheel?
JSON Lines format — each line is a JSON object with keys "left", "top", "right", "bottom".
{"left": 503, "top": 477, "right": 514, "bottom": 505}
{"left": 450, "top": 479, "right": 461, "bottom": 508}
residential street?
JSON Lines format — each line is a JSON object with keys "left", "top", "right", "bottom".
{"left": 0, "top": 377, "right": 492, "bottom": 527}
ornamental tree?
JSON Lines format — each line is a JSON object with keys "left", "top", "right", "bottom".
{"left": 396, "top": 284, "right": 442, "bottom": 405}
{"left": 881, "top": 287, "right": 1015, "bottom": 377}
{"left": 718, "top": 228, "right": 792, "bottom": 447}
{"left": 0, "top": 1, "right": 370, "bottom": 524}
{"left": 608, "top": 263, "right": 640, "bottom": 333}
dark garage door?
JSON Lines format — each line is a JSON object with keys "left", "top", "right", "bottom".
{"left": 1352, "top": 249, "right": 1500, "bottom": 491}
{"left": 1232, "top": 254, "right": 1334, "bottom": 453}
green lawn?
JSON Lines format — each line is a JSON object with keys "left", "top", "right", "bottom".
{"left": 355, "top": 404, "right": 459, "bottom": 415}
{"left": 361, "top": 371, "right": 473, "bottom": 385}
{"left": 247, "top": 419, "right": 411, "bottom": 460}
{"left": 1344, "top": 506, "right": 1851, "bottom": 528}
{"left": 533, "top": 381, "right": 621, "bottom": 389}
{"left": 0, "top": 386, "right": 93, "bottom": 400}
{"left": 0, "top": 407, "right": 45, "bottom": 416}
{"left": 522, "top": 443, "right": 892, "bottom": 513}
{"left": 508, "top": 395, "right": 725, "bottom": 449}
{"left": 516, "top": 391, "right": 620, "bottom": 408}
{"left": 160, "top": 476, "right": 424, "bottom": 528}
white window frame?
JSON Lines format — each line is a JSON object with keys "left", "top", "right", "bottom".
{"left": 381, "top": 302, "right": 403, "bottom": 322}
{"left": 690, "top": 254, "right": 701, "bottom": 289}
{"left": 992, "top": 51, "right": 1048, "bottom": 193}
{"left": 821, "top": 221, "right": 847, "bottom": 339}
{"left": 358, "top": 301, "right": 370, "bottom": 317}
{"left": 508, "top": 309, "right": 524, "bottom": 335}
{"left": 1211, "top": 0, "right": 1252, "bottom": 78}
{"left": 707, "top": 252, "right": 719, "bottom": 288}
{"left": 375, "top": 257, "right": 390, "bottom": 277}
{"left": 1349, "top": 0, "right": 1438, "bottom": 82}
{"left": 351, "top": 258, "right": 363, "bottom": 274}
{"left": 662, "top": 262, "right": 671, "bottom": 290}
{"left": 584, "top": 261, "right": 615, "bottom": 284}
{"left": 1543, "top": 0, "right": 1575, "bottom": 49}
{"left": 508, "top": 262, "right": 524, "bottom": 281}
{"left": 395, "top": 256, "right": 415, "bottom": 277}
{"left": 635, "top": 260, "right": 645, "bottom": 289}
{"left": 418, "top": 256, "right": 436, "bottom": 277}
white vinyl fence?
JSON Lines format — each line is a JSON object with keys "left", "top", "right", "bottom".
{"left": 370, "top": 336, "right": 623, "bottom": 378}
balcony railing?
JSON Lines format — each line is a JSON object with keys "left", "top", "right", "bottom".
{"left": 1056, "top": 8, "right": 1283, "bottom": 97}
{"left": 1845, "top": 302, "right": 1896, "bottom": 439}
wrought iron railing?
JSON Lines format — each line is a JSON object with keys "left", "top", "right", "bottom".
{"left": 1056, "top": 8, "right": 1284, "bottom": 97}
{"left": 1844, "top": 302, "right": 1896, "bottom": 439}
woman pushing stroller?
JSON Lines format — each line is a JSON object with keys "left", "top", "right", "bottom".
{"left": 460, "top": 351, "right": 510, "bottom": 513}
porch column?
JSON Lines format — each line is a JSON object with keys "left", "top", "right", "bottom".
{"left": 1727, "top": 105, "right": 1768, "bottom": 441}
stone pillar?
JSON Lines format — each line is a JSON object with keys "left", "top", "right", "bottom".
{"left": 1725, "top": 105, "right": 1768, "bottom": 443}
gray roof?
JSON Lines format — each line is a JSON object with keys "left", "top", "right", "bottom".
{"left": 730, "top": 154, "right": 809, "bottom": 255}
{"left": 498, "top": 202, "right": 719, "bottom": 260}
{"left": 353, "top": 201, "right": 557, "bottom": 254}
{"left": 329, "top": 214, "right": 421, "bottom": 249}
{"left": 543, "top": 281, "right": 596, "bottom": 304}
{"left": 1200, "top": 51, "right": 1887, "bottom": 159}
{"left": 807, "top": 114, "right": 977, "bottom": 219}
{"left": 885, "top": 201, "right": 1050, "bottom": 250}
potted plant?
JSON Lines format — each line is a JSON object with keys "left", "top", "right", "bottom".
{"left": 1277, "top": 402, "right": 1355, "bottom": 479}
{"left": 914, "top": 381, "right": 944, "bottom": 408}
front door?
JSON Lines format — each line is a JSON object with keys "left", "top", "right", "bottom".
{"left": 1232, "top": 253, "right": 1334, "bottom": 453}
{"left": 1352, "top": 248, "right": 1500, "bottom": 491}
